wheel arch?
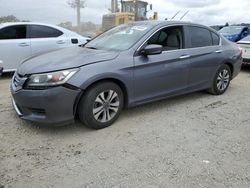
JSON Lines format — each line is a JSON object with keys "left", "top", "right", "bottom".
{"left": 224, "top": 62, "right": 234, "bottom": 77}
{"left": 77, "top": 77, "right": 129, "bottom": 111}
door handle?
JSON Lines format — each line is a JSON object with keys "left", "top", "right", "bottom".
{"left": 57, "top": 40, "right": 66, "bottom": 44}
{"left": 179, "top": 55, "right": 190, "bottom": 59}
{"left": 215, "top": 50, "right": 223, "bottom": 53}
{"left": 19, "top": 42, "right": 29, "bottom": 47}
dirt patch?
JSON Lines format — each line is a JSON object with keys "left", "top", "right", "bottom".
{"left": 1, "top": 69, "right": 250, "bottom": 188}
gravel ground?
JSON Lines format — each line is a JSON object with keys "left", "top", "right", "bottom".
{"left": 0, "top": 68, "right": 250, "bottom": 188}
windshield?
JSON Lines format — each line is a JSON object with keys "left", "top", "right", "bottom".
{"left": 85, "top": 23, "right": 152, "bottom": 51}
{"left": 219, "top": 26, "right": 244, "bottom": 34}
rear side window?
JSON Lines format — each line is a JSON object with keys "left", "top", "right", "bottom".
{"left": 211, "top": 32, "right": 220, "bottom": 45}
{"left": 0, "top": 25, "right": 27, "bottom": 40}
{"left": 188, "top": 26, "right": 212, "bottom": 48}
{"left": 29, "top": 25, "right": 63, "bottom": 38}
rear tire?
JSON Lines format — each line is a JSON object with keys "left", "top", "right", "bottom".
{"left": 208, "top": 64, "right": 232, "bottom": 95}
{"left": 78, "top": 82, "right": 124, "bottom": 129}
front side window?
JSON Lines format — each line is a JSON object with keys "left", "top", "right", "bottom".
{"left": 188, "top": 26, "right": 212, "bottom": 48}
{"left": 29, "top": 25, "right": 63, "bottom": 38}
{"left": 85, "top": 23, "right": 153, "bottom": 51}
{"left": 147, "top": 26, "right": 184, "bottom": 51}
{"left": 0, "top": 25, "right": 27, "bottom": 40}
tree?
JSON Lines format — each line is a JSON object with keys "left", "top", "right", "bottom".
{"left": 0, "top": 15, "right": 30, "bottom": 23}
{"left": 0, "top": 15, "right": 19, "bottom": 23}
{"left": 68, "top": 0, "right": 86, "bottom": 33}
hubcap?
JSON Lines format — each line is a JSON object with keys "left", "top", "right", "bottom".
{"left": 217, "top": 69, "right": 230, "bottom": 91}
{"left": 93, "top": 90, "right": 120, "bottom": 123}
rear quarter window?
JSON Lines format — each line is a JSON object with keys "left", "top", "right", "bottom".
{"left": 188, "top": 26, "right": 213, "bottom": 48}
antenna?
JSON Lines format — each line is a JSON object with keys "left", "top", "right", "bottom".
{"left": 171, "top": 10, "right": 181, "bottom": 20}
{"left": 180, "top": 10, "right": 189, "bottom": 20}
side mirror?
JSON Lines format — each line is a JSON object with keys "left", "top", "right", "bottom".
{"left": 141, "top": 44, "right": 163, "bottom": 56}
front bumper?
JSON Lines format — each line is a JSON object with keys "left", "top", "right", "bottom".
{"left": 11, "top": 81, "right": 82, "bottom": 125}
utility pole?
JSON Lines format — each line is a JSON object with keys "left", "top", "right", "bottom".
{"left": 133, "top": 0, "right": 138, "bottom": 21}
{"left": 68, "top": 0, "right": 85, "bottom": 33}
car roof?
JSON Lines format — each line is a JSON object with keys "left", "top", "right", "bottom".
{"left": 130, "top": 20, "right": 191, "bottom": 26}
{"left": 0, "top": 22, "right": 65, "bottom": 29}
{"left": 0, "top": 22, "right": 87, "bottom": 38}
{"left": 126, "top": 20, "right": 213, "bottom": 30}
{"left": 0, "top": 22, "right": 77, "bottom": 33}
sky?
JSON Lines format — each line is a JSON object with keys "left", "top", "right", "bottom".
{"left": 0, "top": 0, "right": 250, "bottom": 26}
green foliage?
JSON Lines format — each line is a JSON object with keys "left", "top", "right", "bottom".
{"left": 67, "top": 0, "right": 85, "bottom": 9}
{"left": 0, "top": 15, "right": 29, "bottom": 23}
{"left": 0, "top": 15, "right": 19, "bottom": 23}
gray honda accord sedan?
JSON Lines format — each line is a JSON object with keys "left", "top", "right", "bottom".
{"left": 11, "top": 21, "right": 242, "bottom": 129}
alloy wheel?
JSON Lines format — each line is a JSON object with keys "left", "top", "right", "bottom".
{"left": 93, "top": 90, "right": 120, "bottom": 123}
{"left": 216, "top": 69, "right": 230, "bottom": 91}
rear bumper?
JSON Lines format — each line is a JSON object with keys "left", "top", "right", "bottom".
{"left": 11, "top": 83, "right": 82, "bottom": 125}
{"left": 242, "top": 58, "right": 250, "bottom": 65}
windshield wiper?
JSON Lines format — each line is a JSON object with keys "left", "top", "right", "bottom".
{"left": 86, "top": 46, "right": 98, "bottom": 50}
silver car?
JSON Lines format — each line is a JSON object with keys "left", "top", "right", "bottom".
{"left": 0, "top": 22, "right": 89, "bottom": 72}
{"left": 237, "top": 35, "right": 250, "bottom": 66}
{"left": 11, "top": 21, "right": 242, "bottom": 129}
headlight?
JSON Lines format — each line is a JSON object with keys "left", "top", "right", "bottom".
{"left": 25, "top": 68, "right": 79, "bottom": 88}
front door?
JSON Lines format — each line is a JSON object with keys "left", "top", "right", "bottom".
{"left": 133, "top": 26, "right": 190, "bottom": 103}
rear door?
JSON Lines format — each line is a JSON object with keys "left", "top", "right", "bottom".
{"left": 185, "top": 26, "right": 224, "bottom": 89}
{"left": 28, "top": 24, "right": 68, "bottom": 56}
{"left": 0, "top": 25, "right": 31, "bottom": 71}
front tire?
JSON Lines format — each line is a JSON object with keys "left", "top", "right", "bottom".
{"left": 78, "top": 82, "right": 124, "bottom": 129}
{"left": 208, "top": 64, "right": 232, "bottom": 95}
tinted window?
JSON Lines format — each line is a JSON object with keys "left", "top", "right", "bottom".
{"left": 0, "top": 25, "right": 27, "bottom": 40}
{"left": 188, "top": 26, "right": 212, "bottom": 48}
{"left": 30, "top": 25, "right": 63, "bottom": 38}
{"left": 211, "top": 32, "right": 220, "bottom": 45}
{"left": 148, "top": 26, "right": 184, "bottom": 51}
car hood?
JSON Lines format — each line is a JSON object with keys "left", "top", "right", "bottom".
{"left": 18, "top": 47, "right": 119, "bottom": 75}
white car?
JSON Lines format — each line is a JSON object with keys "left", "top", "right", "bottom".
{"left": 0, "top": 60, "right": 3, "bottom": 76}
{"left": 0, "top": 22, "right": 89, "bottom": 72}
{"left": 237, "top": 35, "right": 250, "bottom": 65}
